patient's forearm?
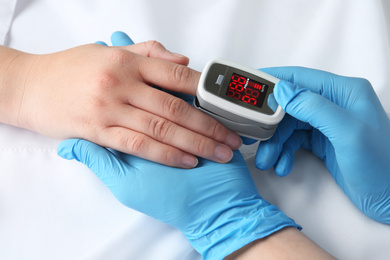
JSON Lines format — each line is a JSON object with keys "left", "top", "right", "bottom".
{"left": 226, "top": 227, "right": 335, "bottom": 260}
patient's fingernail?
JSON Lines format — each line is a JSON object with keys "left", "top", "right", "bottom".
{"left": 182, "top": 154, "right": 198, "bottom": 168}
{"left": 225, "top": 132, "right": 242, "bottom": 150}
{"left": 215, "top": 145, "right": 233, "bottom": 162}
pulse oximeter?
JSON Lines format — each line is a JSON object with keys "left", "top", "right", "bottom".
{"left": 194, "top": 58, "right": 284, "bottom": 140}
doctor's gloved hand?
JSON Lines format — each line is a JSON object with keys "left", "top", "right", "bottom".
{"left": 57, "top": 139, "right": 299, "bottom": 260}
{"left": 256, "top": 67, "right": 390, "bottom": 224}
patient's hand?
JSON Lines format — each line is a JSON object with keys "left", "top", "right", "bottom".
{"left": 0, "top": 42, "right": 241, "bottom": 168}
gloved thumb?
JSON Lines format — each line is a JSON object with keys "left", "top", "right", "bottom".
{"left": 274, "top": 80, "right": 353, "bottom": 141}
{"left": 57, "top": 139, "right": 120, "bottom": 180}
{"left": 57, "top": 139, "right": 85, "bottom": 161}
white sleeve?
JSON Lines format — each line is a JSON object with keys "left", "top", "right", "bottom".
{"left": 0, "top": 0, "right": 17, "bottom": 45}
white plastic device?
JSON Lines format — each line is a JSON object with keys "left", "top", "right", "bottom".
{"left": 194, "top": 58, "right": 284, "bottom": 140}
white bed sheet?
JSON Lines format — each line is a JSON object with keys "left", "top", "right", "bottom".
{"left": 1, "top": 0, "right": 390, "bottom": 259}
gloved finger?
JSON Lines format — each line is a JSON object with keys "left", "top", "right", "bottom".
{"left": 57, "top": 139, "right": 125, "bottom": 181}
{"left": 255, "top": 114, "right": 310, "bottom": 170}
{"left": 274, "top": 80, "right": 353, "bottom": 142}
{"left": 259, "top": 67, "right": 335, "bottom": 95}
{"left": 260, "top": 67, "right": 378, "bottom": 113}
{"left": 267, "top": 93, "right": 278, "bottom": 112}
{"left": 95, "top": 41, "right": 108, "bottom": 46}
{"left": 111, "top": 31, "right": 134, "bottom": 46}
{"left": 273, "top": 130, "right": 311, "bottom": 177}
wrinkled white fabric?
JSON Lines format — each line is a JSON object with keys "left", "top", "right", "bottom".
{"left": 0, "top": 0, "right": 16, "bottom": 44}
{"left": 1, "top": 1, "right": 390, "bottom": 259}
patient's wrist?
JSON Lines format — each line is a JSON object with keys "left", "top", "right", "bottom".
{"left": 0, "top": 46, "right": 37, "bottom": 128}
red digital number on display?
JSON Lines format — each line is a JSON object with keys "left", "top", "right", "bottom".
{"left": 226, "top": 74, "right": 261, "bottom": 106}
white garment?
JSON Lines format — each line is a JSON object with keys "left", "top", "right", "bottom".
{"left": 0, "top": 0, "right": 16, "bottom": 44}
{"left": 1, "top": 0, "right": 390, "bottom": 259}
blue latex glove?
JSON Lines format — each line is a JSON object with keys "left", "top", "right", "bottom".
{"left": 256, "top": 67, "right": 390, "bottom": 224}
{"left": 110, "top": 31, "right": 135, "bottom": 46}
{"left": 57, "top": 139, "right": 299, "bottom": 259}
{"left": 96, "top": 31, "right": 135, "bottom": 46}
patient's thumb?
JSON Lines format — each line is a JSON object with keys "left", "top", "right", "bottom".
{"left": 58, "top": 139, "right": 126, "bottom": 190}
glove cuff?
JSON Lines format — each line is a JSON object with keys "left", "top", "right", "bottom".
{"left": 186, "top": 199, "right": 300, "bottom": 260}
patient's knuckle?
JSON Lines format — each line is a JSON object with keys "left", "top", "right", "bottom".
{"left": 170, "top": 64, "right": 192, "bottom": 86}
{"left": 149, "top": 117, "right": 175, "bottom": 142}
{"left": 164, "top": 96, "right": 189, "bottom": 119}
{"left": 108, "top": 48, "right": 131, "bottom": 65}
{"left": 160, "top": 147, "right": 177, "bottom": 165}
{"left": 93, "top": 70, "right": 120, "bottom": 91}
{"left": 145, "top": 40, "right": 164, "bottom": 52}
{"left": 125, "top": 135, "right": 146, "bottom": 154}
{"left": 84, "top": 72, "right": 118, "bottom": 119}
{"left": 207, "top": 120, "right": 225, "bottom": 140}
{"left": 193, "top": 137, "right": 208, "bottom": 155}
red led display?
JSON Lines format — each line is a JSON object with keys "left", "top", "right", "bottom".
{"left": 226, "top": 73, "right": 266, "bottom": 108}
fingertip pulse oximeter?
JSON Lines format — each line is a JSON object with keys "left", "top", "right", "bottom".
{"left": 194, "top": 58, "right": 284, "bottom": 140}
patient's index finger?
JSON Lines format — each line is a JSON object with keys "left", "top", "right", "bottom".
{"left": 136, "top": 56, "right": 200, "bottom": 96}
